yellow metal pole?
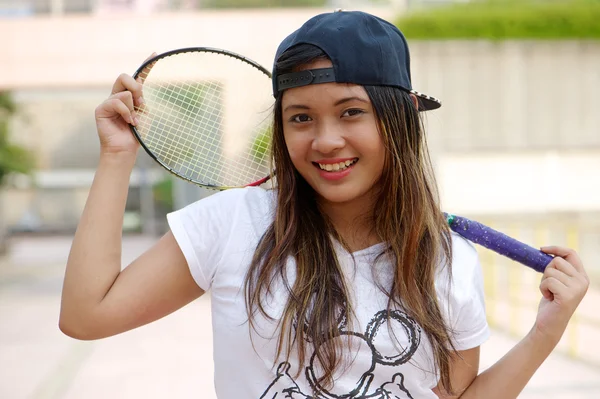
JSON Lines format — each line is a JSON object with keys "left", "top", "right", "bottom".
{"left": 566, "top": 225, "right": 579, "bottom": 358}
{"left": 534, "top": 222, "right": 549, "bottom": 303}
{"left": 480, "top": 218, "right": 500, "bottom": 330}
{"left": 508, "top": 226, "right": 521, "bottom": 336}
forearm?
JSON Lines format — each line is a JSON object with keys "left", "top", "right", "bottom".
{"left": 60, "top": 152, "right": 136, "bottom": 333}
{"left": 460, "top": 328, "right": 558, "bottom": 399}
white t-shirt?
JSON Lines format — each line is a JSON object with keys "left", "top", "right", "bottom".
{"left": 167, "top": 187, "right": 489, "bottom": 399}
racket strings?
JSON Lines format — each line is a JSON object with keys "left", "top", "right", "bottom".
{"left": 140, "top": 94, "right": 268, "bottom": 186}
{"left": 139, "top": 107, "right": 223, "bottom": 183}
{"left": 138, "top": 80, "right": 225, "bottom": 178}
{"left": 133, "top": 52, "right": 273, "bottom": 188}
{"left": 139, "top": 80, "right": 270, "bottom": 186}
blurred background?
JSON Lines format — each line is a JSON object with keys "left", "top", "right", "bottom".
{"left": 0, "top": 0, "right": 599, "bottom": 398}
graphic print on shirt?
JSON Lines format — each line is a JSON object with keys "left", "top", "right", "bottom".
{"left": 260, "top": 309, "right": 421, "bottom": 399}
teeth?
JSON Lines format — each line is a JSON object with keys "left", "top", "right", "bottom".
{"left": 318, "top": 159, "right": 357, "bottom": 171}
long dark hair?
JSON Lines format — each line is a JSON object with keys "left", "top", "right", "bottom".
{"left": 244, "top": 44, "right": 457, "bottom": 394}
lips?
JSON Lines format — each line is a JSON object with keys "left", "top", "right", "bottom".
{"left": 312, "top": 158, "right": 358, "bottom": 181}
{"left": 316, "top": 158, "right": 358, "bottom": 172}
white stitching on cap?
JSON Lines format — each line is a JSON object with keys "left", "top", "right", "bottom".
{"left": 410, "top": 89, "right": 441, "bottom": 105}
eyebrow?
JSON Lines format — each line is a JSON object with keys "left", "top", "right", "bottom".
{"left": 282, "top": 96, "right": 369, "bottom": 113}
{"left": 334, "top": 96, "right": 369, "bottom": 106}
{"left": 282, "top": 104, "right": 310, "bottom": 113}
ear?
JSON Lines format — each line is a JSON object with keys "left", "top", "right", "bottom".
{"left": 409, "top": 94, "right": 419, "bottom": 111}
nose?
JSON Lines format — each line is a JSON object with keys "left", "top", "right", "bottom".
{"left": 311, "top": 120, "right": 345, "bottom": 154}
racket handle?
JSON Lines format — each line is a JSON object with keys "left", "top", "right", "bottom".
{"left": 444, "top": 213, "right": 553, "bottom": 273}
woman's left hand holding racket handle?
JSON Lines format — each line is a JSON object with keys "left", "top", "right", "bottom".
{"left": 534, "top": 246, "right": 589, "bottom": 346}
{"left": 444, "top": 214, "right": 589, "bottom": 387}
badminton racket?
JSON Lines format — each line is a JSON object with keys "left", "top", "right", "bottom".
{"left": 128, "top": 48, "right": 552, "bottom": 273}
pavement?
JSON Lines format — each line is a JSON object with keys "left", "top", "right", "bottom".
{"left": 1, "top": 235, "right": 599, "bottom": 399}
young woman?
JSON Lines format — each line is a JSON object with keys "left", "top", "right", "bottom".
{"left": 60, "top": 10, "right": 589, "bottom": 399}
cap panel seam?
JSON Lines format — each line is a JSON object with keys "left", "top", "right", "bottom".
{"left": 362, "top": 14, "right": 383, "bottom": 85}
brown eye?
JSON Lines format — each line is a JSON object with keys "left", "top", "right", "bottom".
{"left": 342, "top": 109, "right": 364, "bottom": 117}
{"left": 291, "top": 114, "right": 312, "bottom": 123}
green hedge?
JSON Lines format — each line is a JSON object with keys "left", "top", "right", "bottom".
{"left": 396, "top": 0, "right": 600, "bottom": 40}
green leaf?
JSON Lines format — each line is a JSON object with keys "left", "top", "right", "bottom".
{"left": 0, "top": 91, "right": 34, "bottom": 186}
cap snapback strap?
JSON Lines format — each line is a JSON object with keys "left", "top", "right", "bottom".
{"left": 276, "top": 68, "right": 336, "bottom": 92}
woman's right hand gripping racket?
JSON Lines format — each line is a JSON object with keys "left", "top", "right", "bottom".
{"left": 130, "top": 47, "right": 274, "bottom": 190}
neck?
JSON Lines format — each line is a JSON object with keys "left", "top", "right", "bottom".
{"left": 317, "top": 192, "right": 380, "bottom": 253}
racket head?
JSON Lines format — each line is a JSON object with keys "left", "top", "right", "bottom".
{"left": 130, "top": 47, "right": 274, "bottom": 190}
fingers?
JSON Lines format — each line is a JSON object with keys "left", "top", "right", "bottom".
{"left": 550, "top": 256, "right": 579, "bottom": 278}
{"left": 539, "top": 276, "right": 563, "bottom": 301}
{"left": 111, "top": 73, "right": 144, "bottom": 108}
{"left": 543, "top": 262, "right": 572, "bottom": 286}
{"left": 541, "top": 246, "right": 589, "bottom": 287}
{"left": 541, "top": 245, "right": 584, "bottom": 272}
{"left": 110, "top": 52, "right": 157, "bottom": 107}
{"left": 111, "top": 91, "right": 135, "bottom": 113}
{"left": 539, "top": 249, "right": 590, "bottom": 302}
{"left": 111, "top": 91, "right": 138, "bottom": 126}
{"left": 105, "top": 96, "right": 137, "bottom": 126}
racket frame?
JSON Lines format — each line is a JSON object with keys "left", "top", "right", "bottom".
{"left": 129, "top": 47, "right": 274, "bottom": 190}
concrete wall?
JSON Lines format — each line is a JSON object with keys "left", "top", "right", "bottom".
{"left": 0, "top": 8, "right": 396, "bottom": 90}
{"left": 1, "top": 9, "right": 599, "bottom": 230}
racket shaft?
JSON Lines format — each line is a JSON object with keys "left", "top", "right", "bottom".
{"left": 446, "top": 214, "right": 552, "bottom": 273}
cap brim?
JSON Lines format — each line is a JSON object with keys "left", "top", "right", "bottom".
{"left": 410, "top": 89, "right": 441, "bottom": 111}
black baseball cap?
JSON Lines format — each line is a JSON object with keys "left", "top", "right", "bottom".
{"left": 272, "top": 10, "right": 441, "bottom": 111}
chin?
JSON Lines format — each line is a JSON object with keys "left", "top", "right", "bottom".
{"left": 312, "top": 184, "right": 370, "bottom": 205}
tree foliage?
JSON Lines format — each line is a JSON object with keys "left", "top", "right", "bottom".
{"left": 0, "top": 92, "right": 34, "bottom": 186}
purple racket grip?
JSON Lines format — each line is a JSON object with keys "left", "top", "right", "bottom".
{"left": 444, "top": 213, "right": 553, "bottom": 273}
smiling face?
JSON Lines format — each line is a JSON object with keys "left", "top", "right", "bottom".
{"left": 281, "top": 59, "right": 386, "bottom": 210}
